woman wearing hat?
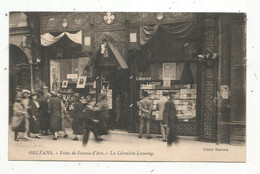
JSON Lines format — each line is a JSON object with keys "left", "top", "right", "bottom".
{"left": 70, "top": 93, "right": 85, "bottom": 141}
{"left": 29, "top": 93, "right": 41, "bottom": 139}
{"left": 21, "top": 89, "right": 31, "bottom": 139}
{"left": 12, "top": 94, "right": 27, "bottom": 141}
{"left": 48, "top": 92, "right": 63, "bottom": 140}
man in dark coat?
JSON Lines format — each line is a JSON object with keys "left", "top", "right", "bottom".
{"left": 48, "top": 92, "right": 62, "bottom": 140}
{"left": 71, "top": 93, "right": 85, "bottom": 141}
{"left": 163, "top": 91, "right": 178, "bottom": 146}
{"left": 138, "top": 91, "right": 153, "bottom": 139}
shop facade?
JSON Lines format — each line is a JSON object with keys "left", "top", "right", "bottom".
{"left": 18, "top": 12, "right": 246, "bottom": 144}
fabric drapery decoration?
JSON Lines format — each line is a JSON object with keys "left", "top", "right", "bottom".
{"left": 189, "top": 63, "right": 197, "bottom": 83}
{"left": 176, "top": 63, "right": 186, "bottom": 80}
{"left": 140, "top": 25, "right": 159, "bottom": 45}
{"left": 41, "top": 30, "right": 82, "bottom": 47}
{"left": 140, "top": 22, "right": 202, "bottom": 45}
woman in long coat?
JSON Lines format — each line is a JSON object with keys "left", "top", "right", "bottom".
{"left": 38, "top": 89, "right": 50, "bottom": 135}
{"left": 48, "top": 93, "right": 62, "bottom": 140}
{"left": 29, "top": 93, "right": 41, "bottom": 138}
{"left": 71, "top": 94, "right": 85, "bottom": 141}
{"left": 12, "top": 94, "right": 27, "bottom": 141}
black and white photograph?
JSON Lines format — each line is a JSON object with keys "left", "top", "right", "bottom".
{"left": 7, "top": 11, "right": 247, "bottom": 162}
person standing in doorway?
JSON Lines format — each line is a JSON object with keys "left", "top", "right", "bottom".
{"left": 138, "top": 91, "right": 153, "bottom": 139}
{"left": 163, "top": 91, "right": 178, "bottom": 146}
{"left": 156, "top": 91, "right": 169, "bottom": 142}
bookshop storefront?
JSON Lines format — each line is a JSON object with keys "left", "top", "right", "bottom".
{"left": 132, "top": 23, "right": 203, "bottom": 136}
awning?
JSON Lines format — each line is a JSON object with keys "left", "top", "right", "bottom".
{"left": 107, "top": 40, "right": 128, "bottom": 69}
{"left": 41, "top": 30, "right": 82, "bottom": 47}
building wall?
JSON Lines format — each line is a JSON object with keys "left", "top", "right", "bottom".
{"left": 35, "top": 12, "right": 246, "bottom": 143}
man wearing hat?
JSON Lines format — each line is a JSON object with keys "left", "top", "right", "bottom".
{"left": 138, "top": 91, "right": 153, "bottom": 139}
{"left": 163, "top": 91, "right": 178, "bottom": 146}
{"left": 88, "top": 93, "right": 109, "bottom": 141}
{"left": 156, "top": 91, "right": 169, "bottom": 142}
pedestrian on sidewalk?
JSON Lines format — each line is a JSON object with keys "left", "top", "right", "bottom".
{"left": 48, "top": 92, "right": 63, "bottom": 140}
{"left": 156, "top": 91, "right": 169, "bottom": 142}
{"left": 29, "top": 92, "right": 41, "bottom": 139}
{"left": 38, "top": 86, "right": 50, "bottom": 135}
{"left": 82, "top": 95, "right": 100, "bottom": 146}
{"left": 21, "top": 89, "right": 31, "bottom": 140}
{"left": 163, "top": 91, "right": 178, "bottom": 146}
{"left": 91, "top": 93, "right": 110, "bottom": 141}
{"left": 71, "top": 93, "right": 85, "bottom": 141}
{"left": 58, "top": 93, "right": 68, "bottom": 138}
{"left": 138, "top": 91, "right": 153, "bottom": 139}
{"left": 11, "top": 94, "right": 27, "bottom": 141}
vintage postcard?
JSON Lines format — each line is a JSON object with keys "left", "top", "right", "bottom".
{"left": 8, "top": 12, "right": 246, "bottom": 162}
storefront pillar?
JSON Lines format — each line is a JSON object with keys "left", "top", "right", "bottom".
{"left": 128, "top": 52, "right": 136, "bottom": 133}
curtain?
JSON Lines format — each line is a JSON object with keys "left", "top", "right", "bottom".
{"left": 189, "top": 63, "right": 197, "bottom": 83}
{"left": 160, "top": 22, "right": 201, "bottom": 40}
{"left": 41, "top": 30, "right": 82, "bottom": 47}
{"left": 140, "top": 25, "right": 159, "bottom": 45}
{"left": 140, "top": 22, "right": 202, "bottom": 45}
{"left": 176, "top": 63, "right": 186, "bottom": 80}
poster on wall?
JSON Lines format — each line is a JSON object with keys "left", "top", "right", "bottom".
{"left": 50, "top": 60, "right": 61, "bottom": 94}
{"left": 162, "top": 62, "right": 176, "bottom": 80}
{"left": 76, "top": 76, "right": 87, "bottom": 88}
{"left": 78, "top": 57, "right": 91, "bottom": 76}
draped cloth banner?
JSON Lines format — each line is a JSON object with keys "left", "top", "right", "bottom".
{"left": 140, "top": 25, "right": 159, "bottom": 45}
{"left": 41, "top": 30, "right": 82, "bottom": 47}
{"left": 140, "top": 22, "right": 202, "bottom": 45}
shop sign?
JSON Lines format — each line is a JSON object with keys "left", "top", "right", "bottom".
{"left": 140, "top": 84, "right": 155, "bottom": 89}
{"left": 136, "top": 77, "right": 151, "bottom": 81}
{"left": 67, "top": 74, "right": 78, "bottom": 79}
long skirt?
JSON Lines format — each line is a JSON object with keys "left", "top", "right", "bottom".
{"left": 72, "top": 117, "right": 85, "bottom": 135}
{"left": 50, "top": 114, "right": 62, "bottom": 132}
{"left": 39, "top": 112, "right": 50, "bottom": 131}
{"left": 30, "top": 117, "right": 40, "bottom": 134}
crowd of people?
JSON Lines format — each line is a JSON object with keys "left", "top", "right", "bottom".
{"left": 137, "top": 90, "right": 178, "bottom": 146}
{"left": 11, "top": 86, "right": 110, "bottom": 146}
{"left": 11, "top": 85, "right": 178, "bottom": 146}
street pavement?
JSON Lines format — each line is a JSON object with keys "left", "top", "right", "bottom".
{"left": 8, "top": 128, "right": 246, "bottom": 162}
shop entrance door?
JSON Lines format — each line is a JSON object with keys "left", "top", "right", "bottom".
{"left": 99, "top": 68, "right": 130, "bottom": 131}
